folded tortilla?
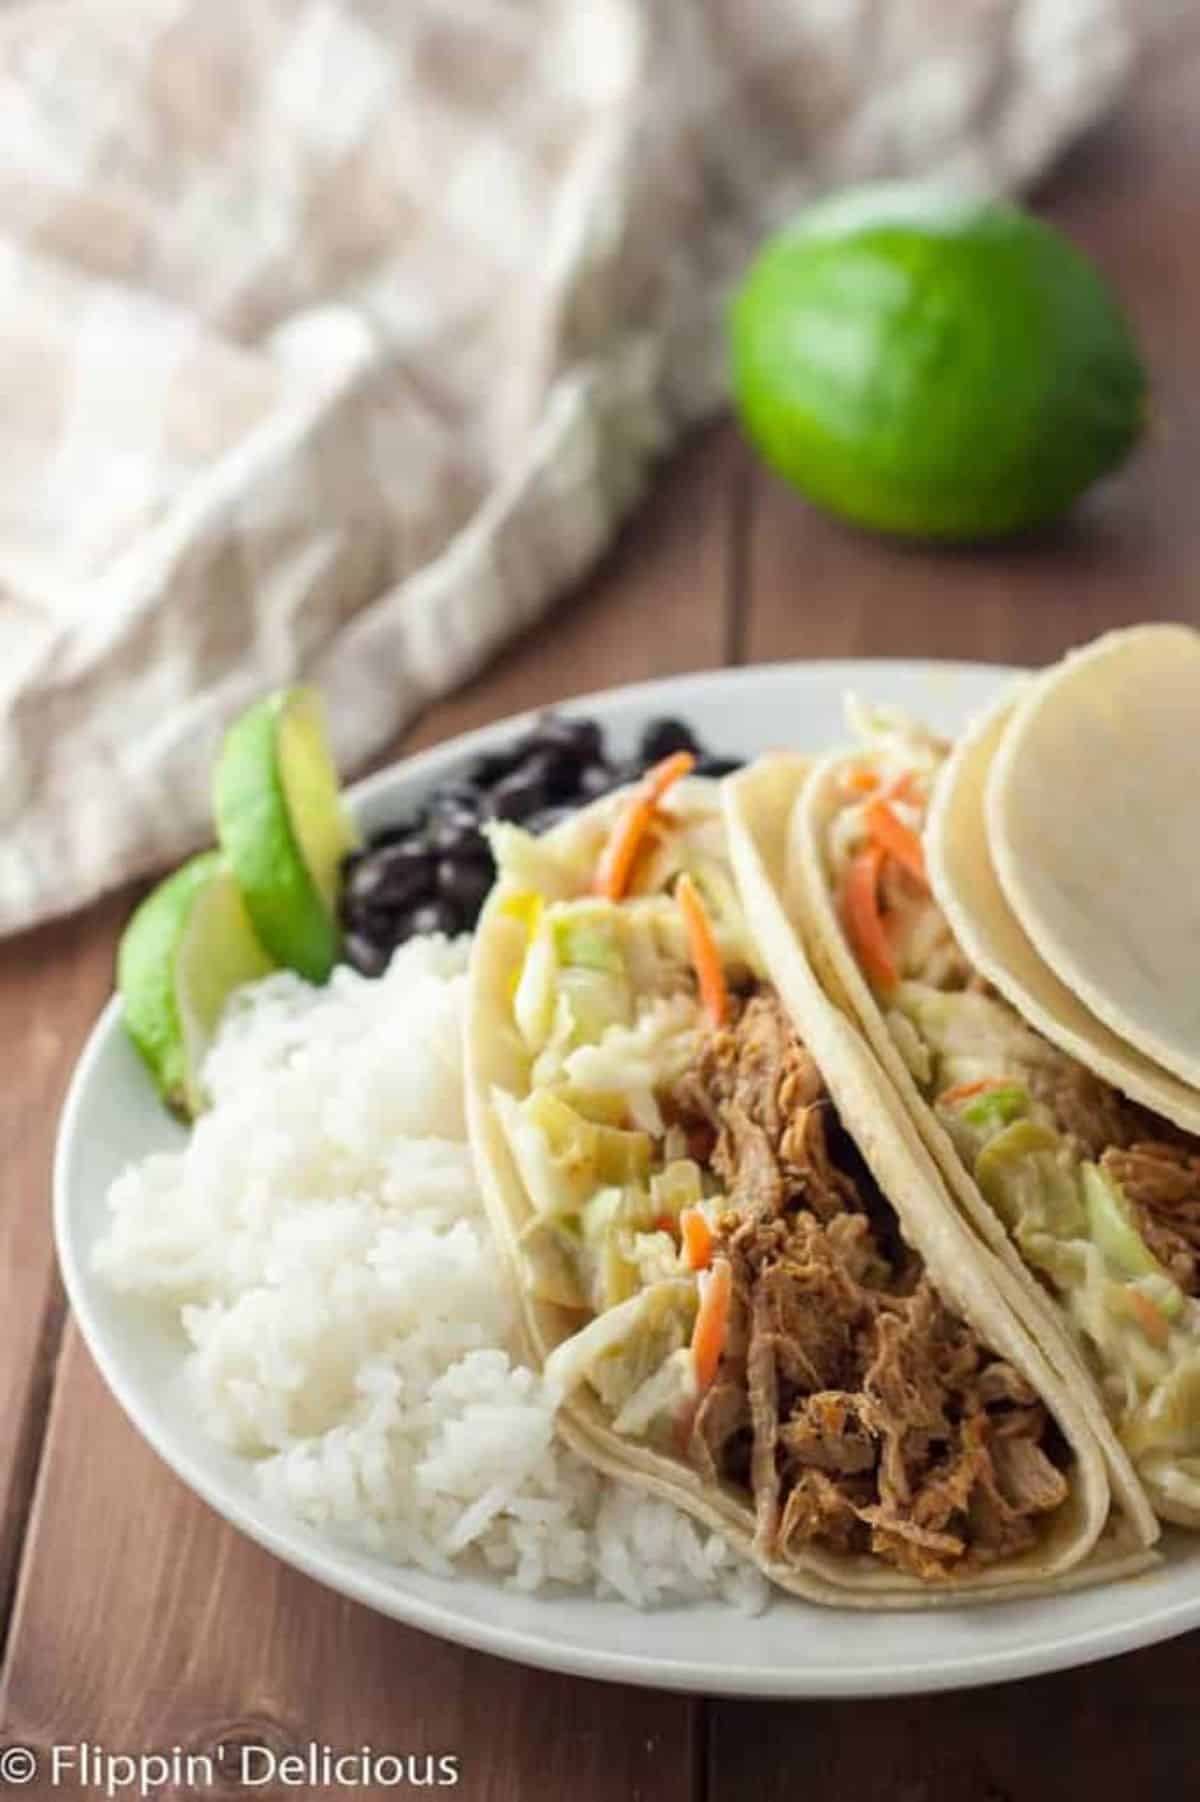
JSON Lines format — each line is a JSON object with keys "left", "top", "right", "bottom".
{"left": 988, "top": 624, "right": 1200, "bottom": 1095}
{"left": 465, "top": 768, "right": 1154, "bottom": 1604}
{"left": 792, "top": 704, "right": 1194, "bottom": 1531}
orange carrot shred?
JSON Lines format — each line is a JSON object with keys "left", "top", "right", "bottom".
{"left": 840, "top": 845, "right": 897, "bottom": 991}
{"left": 592, "top": 751, "right": 695, "bottom": 900}
{"left": 865, "top": 798, "right": 927, "bottom": 886}
{"left": 842, "top": 766, "right": 880, "bottom": 796}
{"left": 643, "top": 749, "right": 696, "bottom": 803}
{"left": 880, "top": 770, "right": 919, "bottom": 805}
{"left": 680, "top": 1207, "right": 714, "bottom": 1271}
{"left": 936, "top": 1077, "right": 1001, "bottom": 1109}
{"left": 1124, "top": 1289, "right": 1171, "bottom": 1348}
{"left": 692, "top": 1257, "right": 732, "bottom": 1392}
{"left": 676, "top": 872, "right": 730, "bottom": 1027}
{"left": 654, "top": 1214, "right": 679, "bottom": 1239}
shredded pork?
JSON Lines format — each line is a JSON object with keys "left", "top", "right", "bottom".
{"left": 1027, "top": 1059, "right": 1161, "bottom": 1162}
{"left": 1024, "top": 1052, "right": 1200, "bottom": 1295}
{"left": 673, "top": 991, "right": 1068, "bottom": 1580}
{"left": 1101, "top": 1141, "right": 1200, "bottom": 1295}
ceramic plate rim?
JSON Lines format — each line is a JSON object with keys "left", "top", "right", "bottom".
{"left": 53, "top": 656, "right": 1200, "bottom": 1698}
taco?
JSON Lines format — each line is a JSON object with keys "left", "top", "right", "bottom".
{"left": 792, "top": 694, "right": 1198, "bottom": 1528}
{"left": 988, "top": 624, "right": 1200, "bottom": 1094}
{"left": 464, "top": 753, "right": 1151, "bottom": 1604}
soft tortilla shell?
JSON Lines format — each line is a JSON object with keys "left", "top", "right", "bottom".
{"left": 988, "top": 624, "right": 1200, "bottom": 1094}
{"left": 929, "top": 691, "right": 1200, "bottom": 1134}
{"left": 933, "top": 686, "right": 1200, "bottom": 1527}
{"left": 791, "top": 747, "right": 1159, "bottom": 1547}
{"left": 463, "top": 772, "right": 1149, "bottom": 1603}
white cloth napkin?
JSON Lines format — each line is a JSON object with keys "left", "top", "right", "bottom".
{"left": 0, "top": 0, "right": 1142, "bottom": 932}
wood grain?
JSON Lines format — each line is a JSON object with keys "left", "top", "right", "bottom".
{"left": 0, "top": 420, "right": 741, "bottom": 1793}
{"left": 741, "top": 43, "right": 1200, "bottom": 671}
{"left": 4, "top": 26, "right": 1200, "bottom": 1800}
{"left": 399, "top": 420, "right": 742, "bottom": 754}
{"left": 708, "top": 29, "right": 1200, "bottom": 1797}
{"left": 0, "top": 893, "right": 131, "bottom": 1642}
{"left": 709, "top": 1636, "right": 1200, "bottom": 1802}
{"left": 3, "top": 1334, "right": 697, "bottom": 1802}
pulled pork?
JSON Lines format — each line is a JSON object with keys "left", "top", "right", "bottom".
{"left": 1027, "top": 1059, "right": 1162, "bottom": 1162}
{"left": 672, "top": 990, "right": 1069, "bottom": 1581}
{"left": 1026, "top": 1053, "right": 1200, "bottom": 1296}
{"left": 1101, "top": 1142, "right": 1200, "bottom": 1295}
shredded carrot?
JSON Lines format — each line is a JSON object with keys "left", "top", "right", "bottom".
{"left": 692, "top": 1257, "right": 732, "bottom": 1392}
{"left": 840, "top": 845, "right": 897, "bottom": 991}
{"left": 654, "top": 1213, "right": 679, "bottom": 1239}
{"left": 643, "top": 749, "right": 696, "bottom": 804}
{"left": 1122, "top": 1288, "right": 1171, "bottom": 1348}
{"left": 865, "top": 798, "right": 927, "bottom": 886}
{"left": 880, "top": 770, "right": 919, "bottom": 804}
{"left": 680, "top": 1207, "right": 714, "bottom": 1271}
{"left": 936, "top": 1077, "right": 1002, "bottom": 1109}
{"left": 676, "top": 872, "right": 729, "bottom": 1026}
{"left": 592, "top": 751, "right": 695, "bottom": 900}
{"left": 841, "top": 766, "right": 880, "bottom": 796}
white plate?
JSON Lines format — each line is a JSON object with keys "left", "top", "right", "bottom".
{"left": 55, "top": 658, "right": 1200, "bottom": 1698}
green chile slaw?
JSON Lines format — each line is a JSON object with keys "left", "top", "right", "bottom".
{"left": 827, "top": 706, "right": 1200, "bottom": 1514}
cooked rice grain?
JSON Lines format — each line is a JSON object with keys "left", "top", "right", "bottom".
{"left": 96, "top": 938, "right": 764, "bottom": 1611}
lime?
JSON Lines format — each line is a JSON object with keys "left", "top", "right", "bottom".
{"left": 213, "top": 688, "right": 357, "bottom": 983}
{"left": 118, "top": 852, "right": 275, "bottom": 1117}
{"left": 728, "top": 184, "right": 1146, "bottom": 540}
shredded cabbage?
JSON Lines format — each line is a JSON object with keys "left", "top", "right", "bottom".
{"left": 874, "top": 908, "right": 1200, "bottom": 1478}
{"left": 542, "top": 1279, "right": 696, "bottom": 1417}
{"left": 492, "top": 791, "right": 744, "bottom": 1451}
{"left": 488, "top": 823, "right": 587, "bottom": 899}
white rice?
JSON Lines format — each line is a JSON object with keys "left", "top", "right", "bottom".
{"left": 96, "top": 938, "right": 765, "bottom": 1611}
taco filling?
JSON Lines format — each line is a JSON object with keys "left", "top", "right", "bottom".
{"left": 489, "top": 764, "right": 1070, "bottom": 1580}
{"left": 826, "top": 705, "right": 1200, "bottom": 1513}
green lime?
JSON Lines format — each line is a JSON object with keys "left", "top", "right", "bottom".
{"left": 728, "top": 184, "right": 1146, "bottom": 540}
{"left": 213, "top": 688, "right": 357, "bottom": 983}
{"left": 118, "top": 852, "right": 275, "bottom": 1117}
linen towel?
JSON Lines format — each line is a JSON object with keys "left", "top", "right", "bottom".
{"left": 0, "top": 0, "right": 1145, "bottom": 931}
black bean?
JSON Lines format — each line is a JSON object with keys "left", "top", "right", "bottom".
{"left": 340, "top": 893, "right": 405, "bottom": 936}
{"left": 514, "top": 745, "right": 580, "bottom": 802}
{"left": 407, "top": 897, "right": 463, "bottom": 937}
{"left": 524, "top": 805, "right": 576, "bottom": 836}
{"left": 577, "top": 760, "right": 615, "bottom": 798}
{"left": 436, "top": 856, "right": 494, "bottom": 917}
{"left": 535, "top": 714, "right": 604, "bottom": 765}
{"left": 466, "top": 748, "right": 520, "bottom": 789}
{"left": 365, "top": 814, "right": 427, "bottom": 849}
{"left": 490, "top": 762, "right": 552, "bottom": 821}
{"left": 346, "top": 842, "right": 433, "bottom": 910}
{"left": 341, "top": 706, "right": 721, "bottom": 976}
{"left": 639, "top": 717, "right": 699, "bottom": 763}
{"left": 429, "top": 781, "right": 485, "bottom": 821}
{"left": 694, "top": 754, "right": 742, "bottom": 778}
{"left": 342, "top": 929, "right": 392, "bottom": 978}
{"left": 427, "top": 810, "right": 491, "bottom": 858}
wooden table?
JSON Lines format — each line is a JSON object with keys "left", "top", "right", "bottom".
{"left": 5, "top": 28, "right": 1200, "bottom": 1800}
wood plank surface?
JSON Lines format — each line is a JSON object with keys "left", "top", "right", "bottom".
{"left": 4, "top": 26, "right": 1200, "bottom": 1802}
{"left": 706, "top": 25, "right": 1200, "bottom": 1802}
{"left": 402, "top": 421, "right": 742, "bottom": 752}
{"left": 0, "top": 895, "right": 130, "bottom": 1638}
{"left": 4, "top": 1336, "right": 698, "bottom": 1802}
{"left": 709, "top": 1639, "right": 1200, "bottom": 1802}
{"left": 0, "top": 423, "right": 740, "bottom": 1799}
